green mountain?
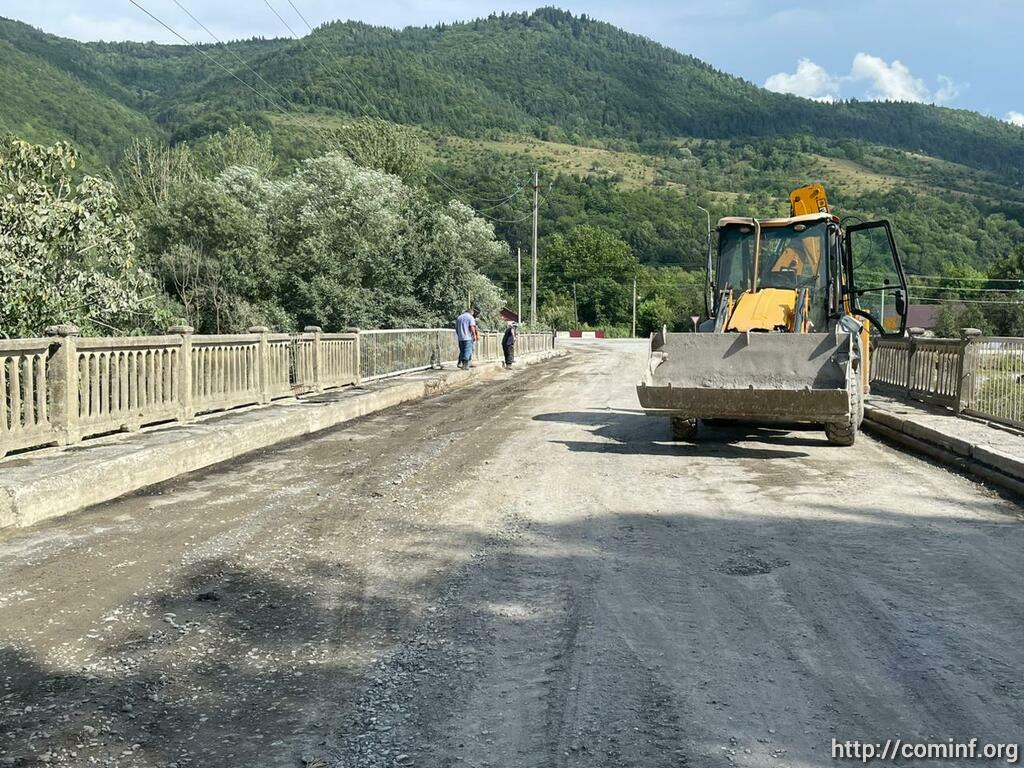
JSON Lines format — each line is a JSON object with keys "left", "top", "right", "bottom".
{"left": 2, "top": 9, "right": 1024, "bottom": 178}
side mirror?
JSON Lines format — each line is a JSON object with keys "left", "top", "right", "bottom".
{"left": 895, "top": 288, "right": 907, "bottom": 318}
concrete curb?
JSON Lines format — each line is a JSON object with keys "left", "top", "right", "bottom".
{"left": 863, "top": 404, "right": 1024, "bottom": 497}
{"left": 0, "top": 349, "right": 566, "bottom": 530}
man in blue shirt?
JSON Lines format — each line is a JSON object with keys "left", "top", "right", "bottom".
{"left": 455, "top": 308, "right": 480, "bottom": 369}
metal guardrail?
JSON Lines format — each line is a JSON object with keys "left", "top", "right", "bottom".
{"left": 871, "top": 329, "right": 1024, "bottom": 430}
{"left": 359, "top": 328, "right": 552, "bottom": 380}
{"left": 962, "top": 337, "right": 1024, "bottom": 430}
{"left": 0, "top": 324, "right": 553, "bottom": 457}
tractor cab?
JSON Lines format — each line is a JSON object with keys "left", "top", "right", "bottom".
{"left": 714, "top": 213, "right": 835, "bottom": 333}
{"left": 708, "top": 185, "right": 909, "bottom": 338}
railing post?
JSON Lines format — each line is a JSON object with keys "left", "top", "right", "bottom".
{"left": 248, "top": 326, "right": 271, "bottom": 404}
{"left": 168, "top": 325, "right": 195, "bottom": 421}
{"left": 956, "top": 327, "right": 982, "bottom": 413}
{"left": 347, "top": 328, "right": 362, "bottom": 385}
{"left": 44, "top": 324, "right": 81, "bottom": 447}
{"left": 304, "top": 326, "right": 323, "bottom": 393}
{"left": 907, "top": 326, "right": 925, "bottom": 398}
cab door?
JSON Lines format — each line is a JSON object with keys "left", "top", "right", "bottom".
{"left": 844, "top": 220, "right": 909, "bottom": 337}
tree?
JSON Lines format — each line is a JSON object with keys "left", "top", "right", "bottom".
{"left": 117, "top": 137, "right": 197, "bottom": 212}
{"left": 336, "top": 118, "right": 426, "bottom": 186}
{"left": 267, "top": 153, "right": 501, "bottom": 330}
{"left": 145, "top": 178, "right": 281, "bottom": 333}
{"left": 541, "top": 226, "right": 640, "bottom": 327}
{"left": 0, "top": 139, "right": 166, "bottom": 336}
{"left": 195, "top": 125, "right": 276, "bottom": 177}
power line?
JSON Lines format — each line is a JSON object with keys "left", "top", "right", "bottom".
{"left": 432, "top": 172, "right": 534, "bottom": 205}
{"left": 263, "top": 0, "right": 303, "bottom": 38}
{"left": 911, "top": 286, "right": 1024, "bottom": 294}
{"left": 282, "top": 0, "right": 534, "bottom": 217}
{"left": 171, "top": 0, "right": 300, "bottom": 113}
{"left": 132, "top": 0, "right": 348, "bottom": 157}
{"left": 273, "top": 0, "right": 389, "bottom": 126}
{"left": 475, "top": 210, "right": 536, "bottom": 225}
{"left": 907, "top": 275, "right": 1024, "bottom": 283}
{"left": 915, "top": 298, "right": 1024, "bottom": 305}
{"left": 285, "top": 0, "right": 317, "bottom": 29}
{"left": 128, "top": 0, "right": 289, "bottom": 115}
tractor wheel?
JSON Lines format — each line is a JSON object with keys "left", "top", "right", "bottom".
{"left": 824, "top": 419, "right": 856, "bottom": 446}
{"left": 671, "top": 417, "right": 699, "bottom": 442}
{"left": 825, "top": 350, "right": 863, "bottom": 446}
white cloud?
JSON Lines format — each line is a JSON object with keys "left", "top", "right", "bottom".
{"left": 764, "top": 58, "right": 840, "bottom": 102}
{"left": 933, "top": 74, "right": 960, "bottom": 105}
{"left": 1007, "top": 111, "right": 1024, "bottom": 126}
{"left": 766, "top": 53, "right": 963, "bottom": 106}
{"left": 849, "top": 52, "right": 930, "bottom": 102}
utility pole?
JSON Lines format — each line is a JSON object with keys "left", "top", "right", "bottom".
{"left": 696, "top": 205, "right": 712, "bottom": 317}
{"left": 632, "top": 277, "right": 637, "bottom": 337}
{"left": 572, "top": 282, "right": 578, "bottom": 326}
{"left": 531, "top": 170, "right": 539, "bottom": 326}
{"left": 516, "top": 246, "right": 522, "bottom": 322}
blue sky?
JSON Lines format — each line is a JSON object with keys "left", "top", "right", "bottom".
{"left": 3, "top": 0, "right": 1022, "bottom": 125}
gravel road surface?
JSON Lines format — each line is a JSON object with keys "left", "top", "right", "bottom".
{"left": 1, "top": 340, "right": 1021, "bottom": 767}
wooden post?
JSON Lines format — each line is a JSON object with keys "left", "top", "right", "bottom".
{"left": 45, "top": 324, "right": 81, "bottom": 447}
{"left": 169, "top": 325, "right": 195, "bottom": 421}
{"left": 304, "top": 326, "right": 323, "bottom": 392}
{"left": 248, "top": 326, "right": 271, "bottom": 404}
{"left": 956, "top": 327, "right": 982, "bottom": 413}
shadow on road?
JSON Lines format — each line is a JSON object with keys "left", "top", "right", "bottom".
{"left": 3, "top": 497, "right": 1023, "bottom": 767}
{"left": 535, "top": 409, "right": 816, "bottom": 458}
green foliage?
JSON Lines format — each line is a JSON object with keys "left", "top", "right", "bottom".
{"left": 116, "top": 137, "right": 198, "bottom": 211}
{"left": 268, "top": 155, "right": 502, "bottom": 329}
{"left": 0, "top": 139, "right": 166, "bottom": 336}
{"left": 335, "top": 118, "right": 426, "bottom": 185}
{"left": 144, "top": 174, "right": 281, "bottom": 332}
{"left": 542, "top": 226, "right": 639, "bottom": 327}
{"left": 131, "top": 146, "right": 504, "bottom": 332}
{"left": 194, "top": 125, "right": 276, "bottom": 177}
{"left": 3, "top": 11, "right": 1024, "bottom": 179}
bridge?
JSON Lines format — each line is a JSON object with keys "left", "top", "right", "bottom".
{"left": 0, "top": 337, "right": 1022, "bottom": 767}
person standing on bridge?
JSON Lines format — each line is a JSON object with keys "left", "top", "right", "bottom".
{"left": 502, "top": 321, "right": 518, "bottom": 367}
{"left": 456, "top": 307, "right": 481, "bottom": 369}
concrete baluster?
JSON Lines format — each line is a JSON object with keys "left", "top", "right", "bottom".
{"left": 956, "top": 327, "right": 982, "bottom": 413}
{"left": 906, "top": 326, "right": 925, "bottom": 397}
{"left": 169, "top": 325, "right": 195, "bottom": 421}
{"left": 304, "top": 326, "right": 323, "bottom": 392}
{"left": 345, "top": 328, "right": 362, "bottom": 385}
{"left": 248, "top": 326, "right": 271, "bottom": 404}
{"left": 45, "top": 324, "right": 81, "bottom": 447}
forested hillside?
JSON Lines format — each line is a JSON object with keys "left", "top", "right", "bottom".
{"left": 1, "top": 8, "right": 1023, "bottom": 335}
{"left": 4, "top": 10, "right": 1024, "bottom": 174}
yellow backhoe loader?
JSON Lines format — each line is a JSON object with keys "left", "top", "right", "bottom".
{"left": 637, "top": 185, "right": 909, "bottom": 445}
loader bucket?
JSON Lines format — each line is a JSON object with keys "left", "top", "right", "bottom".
{"left": 636, "top": 330, "right": 853, "bottom": 424}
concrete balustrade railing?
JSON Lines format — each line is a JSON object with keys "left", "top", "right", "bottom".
{"left": 0, "top": 324, "right": 553, "bottom": 458}
{"left": 871, "top": 328, "right": 1024, "bottom": 430}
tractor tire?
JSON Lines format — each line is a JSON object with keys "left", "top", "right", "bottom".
{"left": 671, "top": 417, "right": 699, "bottom": 442}
{"left": 824, "top": 419, "right": 856, "bottom": 446}
{"left": 825, "top": 347, "right": 863, "bottom": 447}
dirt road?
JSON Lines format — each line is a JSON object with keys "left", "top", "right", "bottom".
{"left": 1, "top": 340, "right": 1022, "bottom": 768}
